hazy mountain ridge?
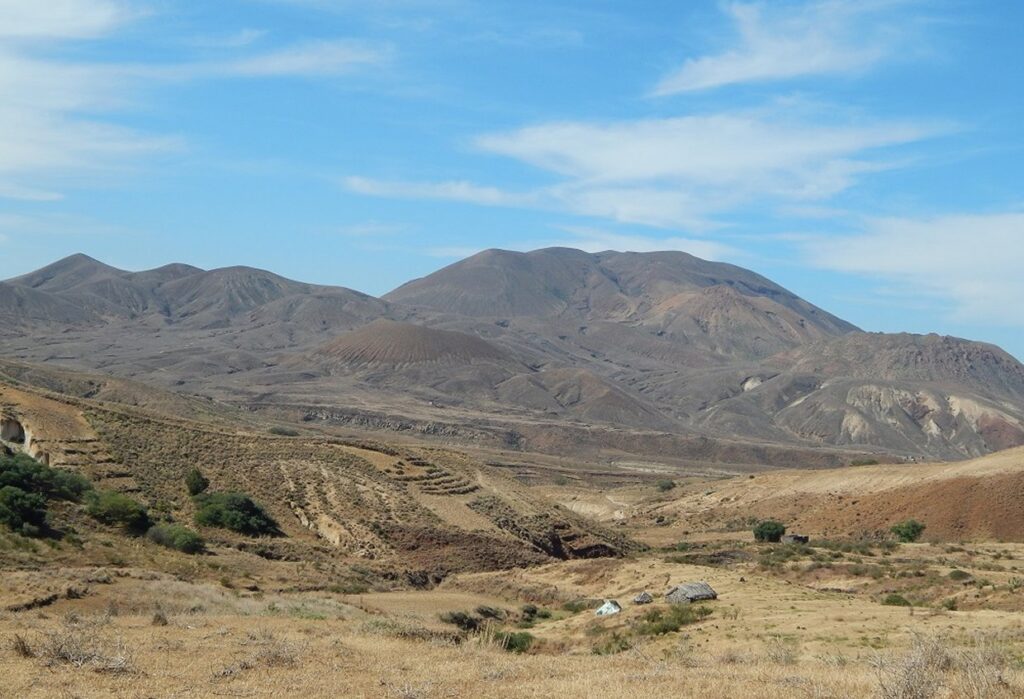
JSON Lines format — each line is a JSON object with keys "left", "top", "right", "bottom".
{"left": 2, "top": 248, "right": 1022, "bottom": 463}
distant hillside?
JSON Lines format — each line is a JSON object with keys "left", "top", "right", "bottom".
{"left": 2, "top": 249, "right": 1023, "bottom": 464}
{"left": 386, "top": 247, "right": 856, "bottom": 359}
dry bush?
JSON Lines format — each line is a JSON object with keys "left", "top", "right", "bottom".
{"left": 11, "top": 633, "right": 35, "bottom": 658}
{"left": 949, "top": 634, "right": 1013, "bottom": 699}
{"left": 763, "top": 637, "right": 799, "bottom": 665}
{"left": 871, "top": 634, "right": 950, "bottom": 699}
{"left": 214, "top": 630, "right": 304, "bottom": 678}
{"left": 37, "top": 624, "right": 135, "bottom": 674}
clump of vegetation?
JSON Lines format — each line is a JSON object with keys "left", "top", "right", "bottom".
{"left": 0, "top": 485, "right": 47, "bottom": 536}
{"left": 86, "top": 491, "right": 150, "bottom": 534}
{"left": 563, "top": 598, "right": 602, "bottom": 614}
{"left": 592, "top": 632, "right": 633, "bottom": 655}
{"left": 0, "top": 453, "right": 94, "bottom": 537}
{"left": 753, "top": 520, "right": 786, "bottom": 543}
{"left": 494, "top": 630, "right": 534, "bottom": 654}
{"left": 193, "top": 492, "right": 280, "bottom": 536}
{"left": 518, "top": 604, "right": 553, "bottom": 628}
{"left": 475, "top": 605, "right": 506, "bottom": 620}
{"left": 882, "top": 593, "right": 912, "bottom": 607}
{"left": 656, "top": 479, "right": 676, "bottom": 493}
{"left": 184, "top": 468, "right": 209, "bottom": 497}
{"left": 948, "top": 569, "right": 972, "bottom": 582}
{"left": 268, "top": 426, "right": 300, "bottom": 437}
{"left": 891, "top": 519, "right": 926, "bottom": 543}
{"left": 146, "top": 523, "right": 204, "bottom": 554}
{"left": 635, "top": 605, "right": 712, "bottom": 636}
{"left": 0, "top": 453, "right": 91, "bottom": 501}
{"left": 439, "top": 610, "right": 480, "bottom": 632}
{"left": 851, "top": 458, "right": 880, "bottom": 466}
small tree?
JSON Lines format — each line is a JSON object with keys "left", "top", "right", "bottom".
{"left": 753, "top": 520, "right": 786, "bottom": 543}
{"left": 86, "top": 491, "right": 150, "bottom": 534}
{"left": 891, "top": 519, "right": 926, "bottom": 543}
{"left": 146, "top": 523, "right": 205, "bottom": 554}
{"left": 194, "top": 492, "right": 280, "bottom": 536}
{"left": 0, "top": 485, "right": 47, "bottom": 535}
{"left": 185, "top": 468, "right": 210, "bottom": 497}
{"left": 656, "top": 479, "right": 676, "bottom": 493}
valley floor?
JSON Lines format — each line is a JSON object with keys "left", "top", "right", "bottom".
{"left": 5, "top": 546, "right": 1024, "bottom": 698}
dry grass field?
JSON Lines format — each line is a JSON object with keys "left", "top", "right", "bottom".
{"left": 6, "top": 375, "right": 1024, "bottom": 697}
{"left": 5, "top": 549, "right": 1024, "bottom": 698}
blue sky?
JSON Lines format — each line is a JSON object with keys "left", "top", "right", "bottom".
{"left": 1, "top": 0, "right": 1022, "bottom": 359}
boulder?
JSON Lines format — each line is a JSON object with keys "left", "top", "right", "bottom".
{"left": 781, "top": 534, "right": 809, "bottom": 544}
{"left": 595, "top": 600, "right": 622, "bottom": 616}
{"left": 665, "top": 581, "right": 717, "bottom": 604}
{"left": 633, "top": 591, "right": 653, "bottom": 605}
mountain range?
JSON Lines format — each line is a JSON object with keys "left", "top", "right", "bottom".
{"left": 2, "top": 248, "right": 1022, "bottom": 468}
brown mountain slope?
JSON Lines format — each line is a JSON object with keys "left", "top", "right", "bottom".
{"left": 385, "top": 247, "right": 857, "bottom": 361}
{"left": 0, "top": 377, "right": 639, "bottom": 575}
{"left": 312, "top": 319, "right": 510, "bottom": 366}
{"left": 3, "top": 250, "right": 1023, "bottom": 464}
{"left": 647, "top": 447, "right": 1024, "bottom": 541}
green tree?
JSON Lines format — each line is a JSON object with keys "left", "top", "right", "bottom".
{"left": 185, "top": 468, "right": 210, "bottom": 497}
{"left": 194, "top": 492, "right": 280, "bottom": 536}
{"left": 0, "top": 485, "right": 47, "bottom": 534}
{"left": 656, "top": 479, "right": 676, "bottom": 493}
{"left": 146, "top": 523, "right": 205, "bottom": 554}
{"left": 890, "top": 519, "right": 926, "bottom": 543}
{"left": 753, "top": 520, "right": 786, "bottom": 543}
{"left": 86, "top": 491, "right": 150, "bottom": 534}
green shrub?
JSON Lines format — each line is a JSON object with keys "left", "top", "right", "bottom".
{"left": 563, "top": 599, "right": 602, "bottom": 614}
{"left": 87, "top": 491, "right": 150, "bottom": 534}
{"left": 656, "top": 479, "right": 676, "bottom": 493}
{"left": 0, "top": 485, "right": 47, "bottom": 534}
{"left": 475, "top": 605, "right": 505, "bottom": 620}
{"left": 495, "top": 631, "right": 534, "bottom": 653}
{"left": 592, "top": 632, "right": 633, "bottom": 655}
{"left": 948, "top": 569, "right": 972, "bottom": 582}
{"left": 0, "top": 453, "right": 90, "bottom": 501}
{"left": 635, "top": 605, "right": 712, "bottom": 636}
{"left": 193, "top": 492, "right": 280, "bottom": 536}
{"left": 882, "top": 593, "right": 912, "bottom": 607}
{"left": 184, "top": 468, "right": 209, "bottom": 497}
{"left": 439, "top": 610, "right": 479, "bottom": 632}
{"left": 268, "top": 426, "right": 300, "bottom": 437}
{"left": 891, "top": 520, "right": 926, "bottom": 543}
{"left": 146, "top": 523, "right": 205, "bottom": 554}
{"left": 753, "top": 520, "right": 786, "bottom": 543}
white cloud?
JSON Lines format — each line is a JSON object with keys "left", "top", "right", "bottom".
{"left": 343, "top": 176, "right": 537, "bottom": 207}
{"left": 0, "top": 1, "right": 387, "bottom": 201}
{"left": 188, "top": 28, "right": 267, "bottom": 49}
{"left": 543, "top": 226, "right": 736, "bottom": 260}
{"left": 213, "top": 40, "right": 388, "bottom": 77}
{"left": 807, "top": 212, "right": 1024, "bottom": 326}
{"left": 346, "top": 110, "right": 940, "bottom": 229}
{"left": 0, "top": 0, "right": 136, "bottom": 40}
{"left": 653, "top": 0, "right": 906, "bottom": 94}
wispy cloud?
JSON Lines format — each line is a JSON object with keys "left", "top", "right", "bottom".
{"left": 346, "top": 108, "right": 942, "bottom": 229}
{"left": 543, "top": 226, "right": 736, "bottom": 260}
{"left": 0, "top": 0, "right": 138, "bottom": 40}
{"left": 343, "top": 176, "right": 536, "bottom": 207}
{"left": 806, "top": 212, "right": 1024, "bottom": 326}
{"left": 0, "top": 1, "right": 389, "bottom": 201}
{"left": 212, "top": 40, "right": 389, "bottom": 77}
{"left": 653, "top": 0, "right": 908, "bottom": 95}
